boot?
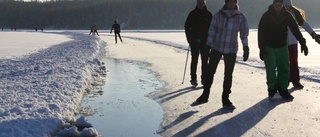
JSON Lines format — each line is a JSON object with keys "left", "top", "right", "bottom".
{"left": 292, "top": 82, "right": 304, "bottom": 89}
{"left": 268, "top": 88, "right": 277, "bottom": 99}
{"left": 222, "top": 91, "right": 234, "bottom": 108}
{"left": 279, "top": 90, "right": 294, "bottom": 100}
{"left": 190, "top": 80, "right": 198, "bottom": 87}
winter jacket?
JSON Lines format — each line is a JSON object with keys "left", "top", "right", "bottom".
{"left": 287, "top": 7, "right": 315, "bottom": 45}
{"left": 258, "top": 5, "right": 305, "bottom": 49}
{"left": 111, "top": 23, "right": 121, "bottom": 33}
{"left": 206, "top": 8, "right": 249, "bottom": 54}
{"left": 185, "top": 6, "right": 212, "bottom": 45}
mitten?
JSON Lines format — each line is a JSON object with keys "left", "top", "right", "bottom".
{"left": 243, "top": 46, "right": 249, "bottom": 61}
{"left": 299, "top": 39, "right": 308, "bottom": 56}
{"left": 312, "top": 33, "right": 320, "bottom": 44}
{"left": 300, "top": 44, "right": 308, "bottom": 56}
{"left": 259, "top": 46, "right": 268, "bottom": 61}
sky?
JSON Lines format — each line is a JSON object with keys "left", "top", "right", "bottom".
{"left": 0, "top": 29, "right": 320, "bottom": 136}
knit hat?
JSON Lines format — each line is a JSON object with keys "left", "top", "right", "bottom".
{"left": 225, "top": 0, "right": 238, "bottom": 4}
{"left": 283, "top": 0, "right": 292, "bottom": 6}
{"left": 197, "top": 0, "right": 206, "bottom": 4}
{"left": 273, "top": 0, "right": 283, "bottom": 3}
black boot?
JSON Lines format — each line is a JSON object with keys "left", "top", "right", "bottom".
{"left": 279, "top": 90, "right": 294, "bottom": 100}
{"left": 222, "top": 91, "right": 235, "bottom": 108}
{"left": 191, "top": 89, "right": 209, "bottom": 106}
{"left": 292, "top": 82, "right": 304, "bottom": 89}
{"left": 268, "top": 88, "right": 277, "bottom": 100}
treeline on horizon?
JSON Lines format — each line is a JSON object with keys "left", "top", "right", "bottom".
{"left": 0, "top": 0, "right": 319, "bottom": 30}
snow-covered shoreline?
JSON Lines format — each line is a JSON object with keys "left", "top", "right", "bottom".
{"left": 0, "top": 32, "right": 106, "bottom": 136}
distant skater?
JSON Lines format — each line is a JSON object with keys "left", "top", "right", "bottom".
{"left": 110, "top": 20, "right": 123, "bottom": 44}
{"left": 89, "top": 25, "right": 99, "bottom": 36}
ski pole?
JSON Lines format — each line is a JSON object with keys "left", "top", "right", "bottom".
{"left": 181, "top": 46, "right": 190, "bottom": 84}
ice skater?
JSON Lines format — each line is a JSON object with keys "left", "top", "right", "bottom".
{"left": 184, "top": 0, "right": 212, "bottom": 87}
{"left": 283, "top": 0, "right": 320, "bottom": 89}
{"left": 258, "top": 0, "right": 308, "bottom": 101}
{"left": 192, "top": 0, "right": 249, "bottom": 108}
{"left": 110, "top": 20, "right": 123, "bottom": 44}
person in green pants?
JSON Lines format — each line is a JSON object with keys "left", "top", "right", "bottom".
{"left": 258, "top": 0, "right": 308, "bottom": 100}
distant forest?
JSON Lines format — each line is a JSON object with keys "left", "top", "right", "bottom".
{"left": 0, "top": 0, "right": 319, "bottom": 30}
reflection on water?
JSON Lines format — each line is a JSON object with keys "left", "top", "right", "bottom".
{"left": 79, "top": 58, "right": 164, "bottom": 137}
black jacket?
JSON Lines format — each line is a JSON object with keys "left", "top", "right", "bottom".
{"left": 258, "top": 5, "right": 305, "bottom": 49}
{"left": 185, "top": 6, "right": 212, "bottom": 45}
{"left": 111, "top": 23, "right": 121, "bottom": 33}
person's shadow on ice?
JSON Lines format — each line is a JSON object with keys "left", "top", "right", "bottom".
{"left": 171, "top": 94, "right": 293, "bottom": 137}
{"left": 158, "top": 86, "right": 202, "bottom": 103}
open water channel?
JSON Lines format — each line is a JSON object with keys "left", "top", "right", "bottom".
{"left": 79, "top": 57, "right": 165, "bottom": 137}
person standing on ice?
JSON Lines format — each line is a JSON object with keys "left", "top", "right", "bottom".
{"left": 258, "top": 0, "right": 308, "bottom": 101}
{"left": 283, "top": 0, "right": 320, "bottom": 89}
{"left": 89, "top": 25, "right": 99, "bottom": 36}
{"left": 192, "top": 0, "right": 249, "bottom": 108}
{"left": 110, "top": 20, "right": 123, "bottom": 44}
{"left": 184, "top": 0, "right": 212, "bottom": 87}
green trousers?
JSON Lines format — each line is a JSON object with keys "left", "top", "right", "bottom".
{"left": 264, "top": 46, "right": 289, "bottom": 91}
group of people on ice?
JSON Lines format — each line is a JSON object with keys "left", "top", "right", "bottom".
{"left": 89, "top": 20, "right": 123, "bottom": 44}
{"left": 185, "top": 0, "right": 320, "bottom": 108}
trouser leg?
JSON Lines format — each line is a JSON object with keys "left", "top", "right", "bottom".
{"left": 114, "top": 33, "right": 117, "bottom": 43}
{"left": 223, "top": 53, "right": 237, "bottom": 93}
{"left": 190, "top": 44, "right": 200, "bottom": 82}
{"left": 200, "top": 46, "right": 210, "bottom": 84}
{"left": 264, "top": 46, "right": 278, "bottom": 91}
{"left": 276, "top": 46, "right": 290, "bottom": 91}
{"left": 117, "top": 33, "right": 123, "bottom": 42}
{"left": 288, "top": 44, "right": 300, "bottom": 82}
{"left": 199, "top": 49, "right": 221, "bottom": 100}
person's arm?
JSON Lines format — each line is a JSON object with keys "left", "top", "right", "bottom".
{"left": 258, "top": 13, "right": 268, "bottom": 60}
{"left": 288, "top": 13, "right": 308, "bottom": 56}
{"left": 184, "top": 13, "right": 193, "bottom": 44}
{"left": 206, "top": 13, "right": 217, "bottom": 47}
{"left": 239, "top": 14, "right": 249, "bottom": 61}
{"left": 110, "top": 25, "right": 114, "bottom": 33}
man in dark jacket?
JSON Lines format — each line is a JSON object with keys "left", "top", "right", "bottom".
{"left": 185, "top": 0, "right": 212, "bottom": 87}
{"left": 110, "top": 20, "right": 123, "bottom": 44}
{"left": 258, "top": 0, "right": 308, "bottom": 100}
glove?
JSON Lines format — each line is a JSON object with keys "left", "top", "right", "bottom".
{"left": 259, "top": 47, "right": 267, "bottom": 61}
{"left": 312, "top": 33, "right": 320, "bottom": 44}
{"left": 243, "top": 46, "right": 249, "bottom": 61}
{"left": 299, "top": 39, "right": 308, "bottom": 56}
{"left": 300, "top": 44, "right": 308, "bottom": 56}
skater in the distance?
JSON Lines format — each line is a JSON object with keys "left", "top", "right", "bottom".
{"left": 283, "top": 0, "right": 320, "bottom": 89}
{"left": 89, "top": 25, "right": 99, "bottom": 36}
{"left": 184, "top": 0, "right": 212, "bottom": 87}
{"left": 192, "top": 0, "right": 249, "bottom": 108}
{"left": 258, "top": 0, "right": 308, "bottom": 101}
{"left": 110, "top": 20, "right": 123, "bottom": 44}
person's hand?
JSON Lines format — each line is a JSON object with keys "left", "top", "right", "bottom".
{"left": 243, "top": 46, "right": 249, "bottom": 61}
{"left": 299, "top": 39, "right": 308, "bottom": 56}
{"left": 259, "top": 47, "right": 267, "bottom": 61}
{"left": 312, "top": 33, "right": 320, "bottom": 44}
{"left": 301, "top": 44, "right": 308, "bottom": 56}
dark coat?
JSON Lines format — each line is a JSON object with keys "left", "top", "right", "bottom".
{"left": 111, "top": 23, "right": 121, "bottom": 33}
{"left": 185, "top": 6, "right": 212, "bottom": 45}
{"left": 258, "top": 4, "right": 305, "bottom": 49}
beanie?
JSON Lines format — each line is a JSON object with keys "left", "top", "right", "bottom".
{"left": 197, "top": 0, "right": 206, "bottom": 4}
{"left": 225, "top": 0, "right": 238, "bottom": 4}
{"left": 283, "top": 0, "right": 292, "bottom": 6}
{"left": 273, "top": 0, "right": 283, "bottom": 3}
